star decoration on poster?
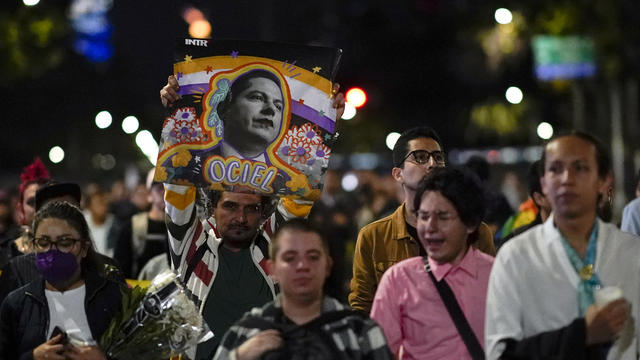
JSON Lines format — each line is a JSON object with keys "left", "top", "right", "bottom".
{"left": 160, "top": 39, "right": 342, "bottom": 198}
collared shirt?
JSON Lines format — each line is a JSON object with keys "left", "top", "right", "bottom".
{"left": 221, "top": 142, "right": 267, "bottom": 163}
{"left": 621, "top": 197, "right": 640, "bottom": 237}
{"left": 371, "top": 247, "right": 494, "bottom": 359}
{"left": 349, "top": 203, "right": 496, "bottom": 314}
{"left": 485, "top": 215, "right": 640, "bottom": 360}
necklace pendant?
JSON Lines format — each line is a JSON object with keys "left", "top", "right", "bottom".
{"left": 579, "top": 264, "right": 594, "bottom": 280}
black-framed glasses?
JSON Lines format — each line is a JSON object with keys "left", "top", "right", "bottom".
{"left": 402, "top": 150, "right": 446, "bottom": 166}
{"left": 33, "top": 236, "right": 82, "bottom": 253}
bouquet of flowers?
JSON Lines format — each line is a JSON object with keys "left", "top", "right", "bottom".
{"left": 99, "top": 270, "right": 212, "bottom": 360}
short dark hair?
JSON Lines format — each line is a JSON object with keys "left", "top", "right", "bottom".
{"left": 200, "top": 189, "right": 277, "bottom": 219}
{"left": 392, "top": 126, "right": 443, "bottom": 168}
{"left": 269, "top": 218, "right": 329, "bottom": 260}
{"left": 413, "top": 167, "right": 485, "bottom": 232}
{"left": 540, "top": 131, "right": 611, "bottom": 179}
{"left": 217, "top": 69, "right": 282, "bottom": 118}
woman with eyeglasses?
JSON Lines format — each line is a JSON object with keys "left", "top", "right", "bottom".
{"left": 0, "top": 201, "right": 124, "bottom": 360}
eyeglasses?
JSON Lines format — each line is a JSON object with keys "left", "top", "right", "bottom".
{"left": 402, "top": 150, "right": 446, "bottom": 166}
{"left": 33, "top": 236, "right": 82, "bottom": 253}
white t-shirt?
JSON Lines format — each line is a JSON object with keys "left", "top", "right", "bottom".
{"left": 84, "top": 211, "right": 115, "bottom": 257}
{"left": 46, "top": 284, "right": 93, "bottom": 343}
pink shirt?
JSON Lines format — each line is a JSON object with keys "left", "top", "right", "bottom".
{"left": 371, "top": 248, "right": 494, "bottom": 359}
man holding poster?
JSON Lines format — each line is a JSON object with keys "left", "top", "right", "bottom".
{"left": 158, "top": 39, "right": 343, "bottom": 359}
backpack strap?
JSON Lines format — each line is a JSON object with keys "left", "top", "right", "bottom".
{"left": 423, "top": 257, "right": 485, "bottom": 360}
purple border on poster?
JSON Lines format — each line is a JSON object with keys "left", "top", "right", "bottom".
{"left": 178, "top": 82, "right": 335, "bottom": 133}
{"left": 178, "top": 83, "right": 209, "bottom": 96}
{"left": 291, "top": 101, "right": 335, "bottom": 133}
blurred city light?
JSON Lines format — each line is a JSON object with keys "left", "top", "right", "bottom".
{"left": 500, "top": 147, "right": 519, "bottom": 164}
{"left": 95, "top": 110, "right": 112, "bottom": 129}
{"left": 101, "top": 154, "right": 116, "bottom": 170}
{"left": 49, "top": 146, "right": 65, "bottom": 164}
{"left": 494, "top": 8, "right": 513, "bottom": 25}
{"left": 537, "top": 122, "right": 554, "bottom": 140}
{"left": 349, "top": 153, "right": 379, "bottom": 170}
{"left": 23, "top": 0, "right": 40, "bottom": 6}
{"left": 183, "top": 6, "right": 211, "bottom": 38}
{"left": 69, "top": 0, "right": 114, "bottom": 63}
{"left": 122, "top": 115, "right": 139, "bottom": 134}
{"left": 345, "top": 87, "right": 367, "bottom": 108}
{"left": 189, "top": 20, "right": 211, "bottom": 38}
{"left": 505, "top": 86, "right": 523, "bottom": 104}
{"left": 386, "top": 132, "right": 401, "bottom": 150}
{"left": 135, "top": 130, "right": 159, "bottom": 165}
{"left": 341, "top": 102, "right": 356, "bottom": 120}
{"left": 183, "top": 7, "right": 205, "bottom": 23}
{"left": 92, "top": 153, "right": 116, "bottom": 170}
{"left": 341, "top": 172, "right": 359, "bottom": 192}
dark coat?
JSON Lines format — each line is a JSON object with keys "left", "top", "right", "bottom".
{"left": 0, "top": 268, "right": 124, "bottom": 360}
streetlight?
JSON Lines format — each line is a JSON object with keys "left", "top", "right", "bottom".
{"left": 505, "top": 86, "right": 523, "bottom": 104}
{"left": 494, "top": 8, "right": 513, "bottom": 25}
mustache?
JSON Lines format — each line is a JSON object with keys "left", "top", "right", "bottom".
{"left": 228, "top": 223, "right": 251, "bottom": 231}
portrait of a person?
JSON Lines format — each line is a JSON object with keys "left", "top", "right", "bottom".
{"left": 213, "top": 69, "right": 287, "bottom": 162}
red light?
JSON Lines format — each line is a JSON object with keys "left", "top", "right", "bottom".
{"left": 346, "top": 87, "right": 367, "bottom": 108}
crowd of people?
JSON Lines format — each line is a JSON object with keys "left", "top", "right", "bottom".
{"left": 1, "top": 76, "right": 640, "bottom": 360}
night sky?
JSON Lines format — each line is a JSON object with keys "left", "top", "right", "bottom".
{"left": 2, "top": 0, "right": 640, "bottom": 196}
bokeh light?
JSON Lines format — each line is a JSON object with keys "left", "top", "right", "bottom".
{"left": 122, "top": 116, "right": 139, "bottom": 134}
{"left": 505, "top": 86, "right": 523, "bottom": 104}
{"left": 23, "top": 0, "right": 40, "bottom": 6}
{"left": 189, "top": 20, "right": 211, "bottom": 38}
{"left": 341, "top": 102, "right": 356, "bottom": 120}
{"left": 49, "top": 146, "right": 64, "bottom": 163}
{"left": 386, "top": 132, "right": 401, "bottom": 150}
{"left": 135, "top": 130, "right": 159, "bottom": 165}
{"left": 95, "top": 110, "right": 112, "bottom": 129}
{"left": 537, "top": 122, "right": 554, "bottom": 139}
{"left": 346, "top": 87, "right": 367, "bottom": 108}
{"left": 341, "top": 172, "right": 359, "bottom": 192}
{"left": 494, "top": 8, "right": 513, "bottom": 24}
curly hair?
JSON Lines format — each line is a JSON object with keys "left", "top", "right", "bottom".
{"left": 18, "top": 157, "right": 50, "bottom": 202}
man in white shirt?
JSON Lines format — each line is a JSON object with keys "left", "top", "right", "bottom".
{"left": 485, "top": 131, "right": 640, "bottom": 360}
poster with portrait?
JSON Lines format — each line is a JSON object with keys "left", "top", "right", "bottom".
{"left": 154, "top": 39, "right": 342, "bottom": 200}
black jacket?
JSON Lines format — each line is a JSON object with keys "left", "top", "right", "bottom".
{"left": 0, "top": 252, "right": 124, "bottom": 304}
{"left": 0, "top": 269, "right": 124, "bottom": 360}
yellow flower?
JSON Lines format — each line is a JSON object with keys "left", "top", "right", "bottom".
{"left": 285, "top": 174, "right": 309, "bottom": 193}
{"left": 172, "top": 149, "right": 192, "bottom": 167}
{"left": 154, "top": 166, "right": 168, "bottom": 182}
